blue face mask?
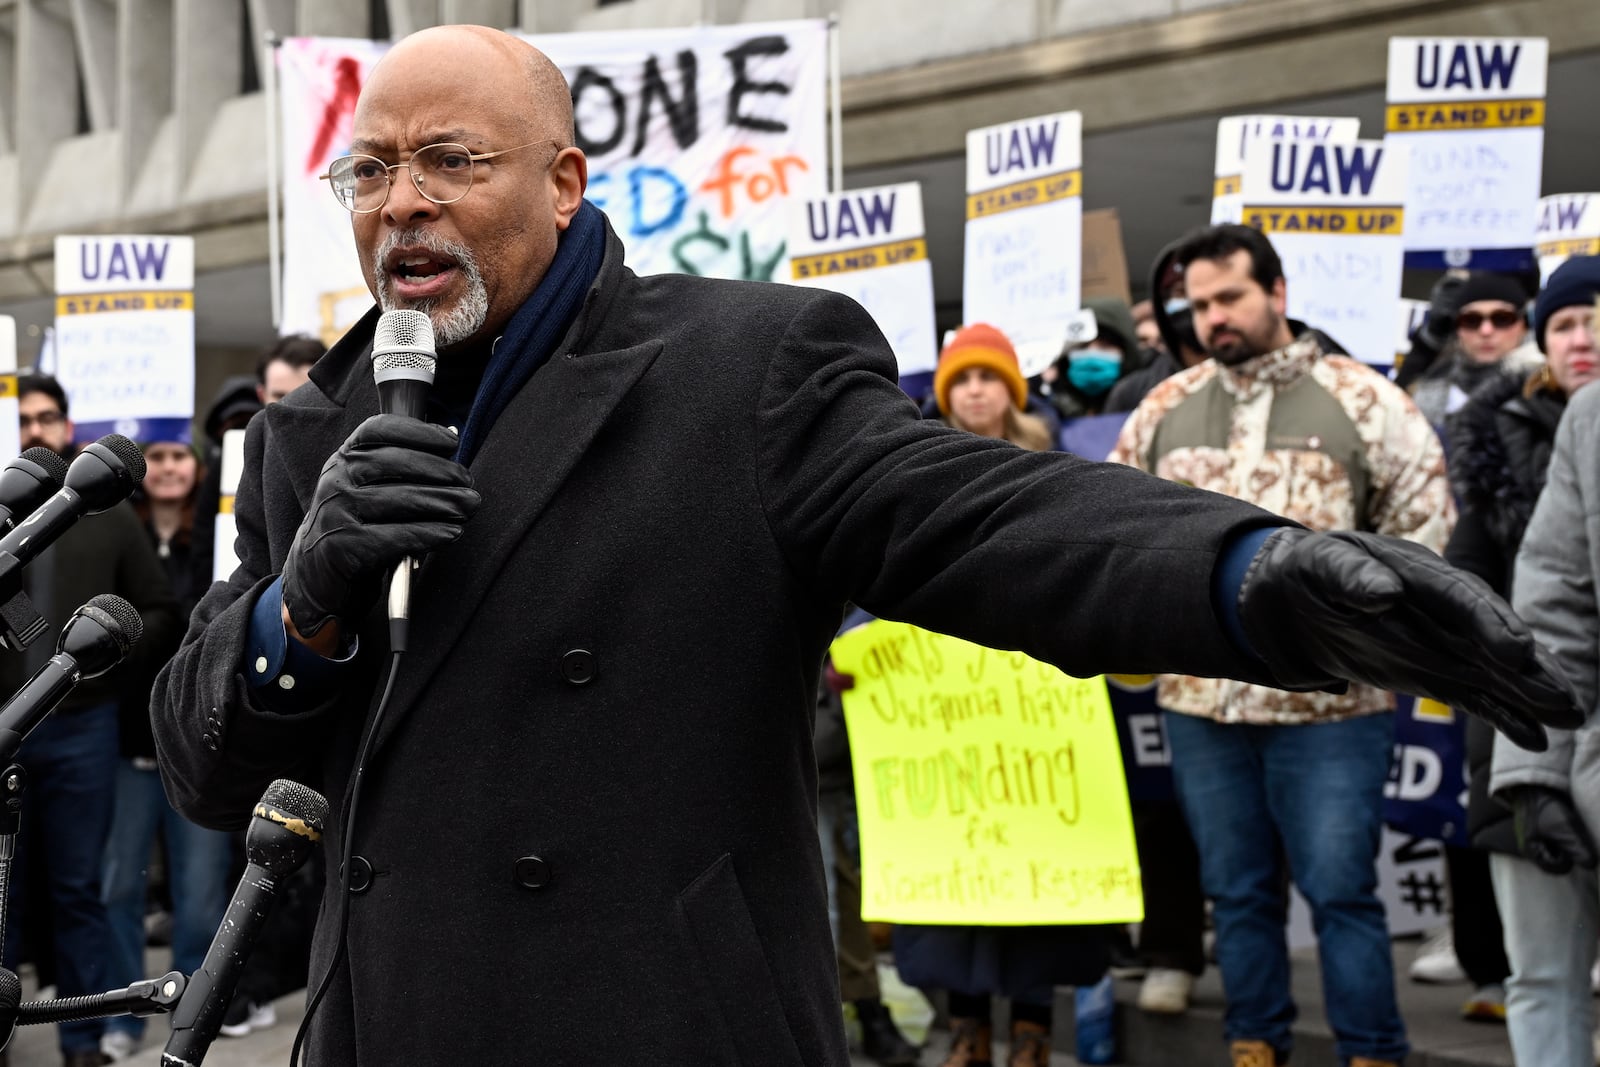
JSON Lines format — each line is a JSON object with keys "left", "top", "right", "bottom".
{"left": 1067, "top": 354, "right": 1122, "bottom": 396}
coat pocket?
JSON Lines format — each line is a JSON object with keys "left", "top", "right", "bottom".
{"left": 676, "top": 853, "right": 806, "bottom": 1067}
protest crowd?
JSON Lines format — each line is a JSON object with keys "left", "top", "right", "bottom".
{"left": 0, "top": 9, "right": 1596, "bottom": 1067}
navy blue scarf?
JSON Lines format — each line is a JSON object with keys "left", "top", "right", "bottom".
{"left": 453, "top": 199, "right": 607, "bottom": 464}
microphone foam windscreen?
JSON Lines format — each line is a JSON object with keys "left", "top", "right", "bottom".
{"left": 99, "top": 434, "right": 147, "bottom": 484}
{"left": 19, "top": 446, "right": 68, "bottom": 486}
{"left": 87, "top": 594, "right": 143, "bottom": 648}
{"left": 262, "top": 778, "right": 330, "bottom": 833}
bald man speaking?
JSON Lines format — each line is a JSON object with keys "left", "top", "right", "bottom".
{"left": 153, "top": 25, "right": 1578, "bottom": 1064}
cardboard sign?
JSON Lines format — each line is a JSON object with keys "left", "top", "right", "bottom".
{"left": 963, "top": 111, "right": 1083, "bottom": 374}
{"left": 279, "top": 22, "right": 829, "bottom": 344}
{"left": 1536, "top": 193, "right": 1600, "bottom": 284}
{"left": 52, "top": 235, "right": 195, "bottom": 444}
{"left": 788, "top": 182, "right": 936, "bottom": 378}
{"left": 1241, "top": 140, "right": 1407, "bottom": 365}
{"left": 829, "top": 619, "right": 1142, "bottom": 926}
{"left": 213, "top": 428, "right": 247, "bottom": 583}
{"left": 1081, "top": 208, "right": 1131, "bottom": 304}
{"left": 1211, "top": 115, "right": 1361, "bottom": 225}
{"left": 1386, "top": 37, "right": 1548, "bottom": 266}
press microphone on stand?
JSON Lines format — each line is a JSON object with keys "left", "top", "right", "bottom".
{"left": 371, "top": 309, "right": 438, "bottom": 652}
{"left": 0, "top": 434, "right": 146, "bottom": 604}
{"left": 0, "top": 448, "right": 69, "bottom": 535}
{"left": 0, "top": 594, "right": 142, "bottom": 763}
{"left": 163, "top": 780, "right": 329, "bottom": 1067}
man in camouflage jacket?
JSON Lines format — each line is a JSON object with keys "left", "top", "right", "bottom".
{"left": 1109, "top": 225, "right": 1452, "bottom": 1067}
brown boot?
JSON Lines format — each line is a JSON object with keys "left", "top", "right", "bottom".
{"left": 1007, "top": 1019, "right": 1051, "bottom": 1067}
{"left": 1231, "top": 1039, "right": 1283, "bottom": 1067}
{"left": 941, "top": 1017, "right": 993, "bottom": 1067}
{"left": 1348, "top": 1060, "right": 1399, "bottom": 1067}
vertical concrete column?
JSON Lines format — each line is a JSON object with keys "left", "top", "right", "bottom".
{"left": 68, "top": 0, "right": 117, "bottom": 132}
{"left": 118, "top": 0, "right": 174, "bottom": 206}
{"left": 517, "top": 0, "right": 587, "bottom": 33}
{"left": 442, "top": 0, "right": 518, "bottom": 29}
{"left": 14, "top": 0, "right": 82, "bottom": 226}
{"left": 247, "top": 0, "right": 296, "bottom": 40}
{"left": 296, "top": 0, "right": 370, "bottom": 37}
{"left": 175, "top": 0, "right": 242, "bottom": 176}
{"left": 386, "top": 0, "right": 440, "bottom": 39}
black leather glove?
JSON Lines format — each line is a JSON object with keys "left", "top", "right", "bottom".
{"left": 282, "top": 415, "right": 481, "bottom": 638}
{"left": 1508, "top": 786, "right": 1598, "bottom": 875}
{"left": 1417, "top": 271, "right": 1468, "bottom": 349}
{"left": 1236, "top": 528, "right": 1583, "bottom": 753}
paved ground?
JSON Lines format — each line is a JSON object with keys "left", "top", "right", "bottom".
{"left": 0, "top": 938, "right": 1522, "bottom": 1065}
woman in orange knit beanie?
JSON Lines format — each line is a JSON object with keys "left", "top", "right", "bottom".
{"left": 933, "top": 323, "right": 1053, "bottom": 452}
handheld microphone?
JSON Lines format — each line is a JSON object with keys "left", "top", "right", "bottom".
{"left": 0, "top": 435, "right": 146, "bottom": 604}
{"left": 163, "top": 780, "right": 329, "bottom": 1067}
{"left": 371, "top": 310, "right": 437, "bottom": 647}
{"left": 0, "top": 594, "right": 143, "bottom": 762}
{"left": 0, "top": 448, "right": 69, "bottom": 535}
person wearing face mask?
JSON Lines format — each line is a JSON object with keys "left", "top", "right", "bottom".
{"left": 1037, "top": 298, "right": 1139, "bottom": 423}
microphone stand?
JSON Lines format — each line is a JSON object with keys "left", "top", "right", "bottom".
{"left": 15, "top": 971, "right": 187, "bottom": 1025}
{"left": 0, "top": 764, "right": 24, "bottom": 954}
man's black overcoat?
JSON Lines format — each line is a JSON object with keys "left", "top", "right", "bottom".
{"left": 153, "top": 222, "right": 1281, "bottom": 1064}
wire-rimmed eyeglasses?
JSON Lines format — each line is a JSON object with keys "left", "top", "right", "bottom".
{"left": 320, "top": 139, "right": 559, "bottom": 214}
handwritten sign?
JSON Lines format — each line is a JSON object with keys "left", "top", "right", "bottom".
{"left": 1242, "top": 140, "right": 1407, "bottom": 366}
{"left": 1211, "top": 115, "right": 1360, "bottom": 225}
{"left": 788, "top": 182, "right": 936, "bottom": 378}
{"left": 963, "top": 111, "right": 1083, "bottom": 376}
{"left": 1536, "top": 193, "right": 1600, "bottom": 284}
{"left": 1386, "top": 37, "right": 1548, "bottom": 267}
{"left": 829, "top": 619, "right": 1141, "bottom": 926}
{"left": 52, "top": 235, "right": 195, "bottom": 444}
{"left": 279, "top": 22, "right": 828, "bottom": 345}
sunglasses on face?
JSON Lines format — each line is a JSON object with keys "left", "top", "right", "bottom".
{"left": 1458, "top": 309, "right": 1522, "bottom": 332}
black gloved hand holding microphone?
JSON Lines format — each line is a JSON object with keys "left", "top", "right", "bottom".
{"left": 1235, "top": 528, "right": 1583, "bottom": 753}
{"left": 281, "top": 311, "right": 480, "bottom": 644}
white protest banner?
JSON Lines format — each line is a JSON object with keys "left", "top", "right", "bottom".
{"left": 1386, "top": 37, "right": 1548, "bottom": 269}
{"left": 963, "top": 111, "right": 1082, "bottom": 376}
{"left": 1211, "top": 115, "right": 1360, "bottom": 225}
{"left": 0, "top": 318, "right": 19, "bottom": 462}
{"left": 213, "top": 428, "right": 247, "bottom": 583}
{"left": 279, "top": 23, "right": 828, "bottom": 345}
{"left": 53, "top": 236, "right": 195, "bottom": 444}
{"left": 1241, "top": 139, "right": 1407, "bottom": 366}
{"left": 788, "top": 182, "right": 935, "bottom": 379}
{"left": 1536, "top": 194, "right": 1600, "bottom": 284}
{"left": 1396, "top": 297, "right": 1430, "bottom": 364}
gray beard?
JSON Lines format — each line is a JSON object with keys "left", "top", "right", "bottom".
{"left": 373, "top": 230, "right": 490, "bottom": 347}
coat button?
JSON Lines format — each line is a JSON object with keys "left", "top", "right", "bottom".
{"left": 206, "top": 715, "right": 221, "bottom": 731}
{"left": 514, "top": 855, "right": 551, "bottom": 889}
{"left": 561, "top": 649, "right": 596, "bottom": 686}
{"left": 346, "top": 856, "right": 374, "bottom": 894}
{"left": 201, "top": 731, "right": 219, "bottom": 751}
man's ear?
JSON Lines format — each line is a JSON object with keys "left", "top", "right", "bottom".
{"left": 552, "top": 148, "right": 589, "bottom": 232}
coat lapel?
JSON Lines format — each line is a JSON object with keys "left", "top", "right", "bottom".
{"left": 369, "top": 334, "right": 662, "bottom": 755}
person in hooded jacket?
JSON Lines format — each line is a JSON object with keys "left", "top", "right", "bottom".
{"left": 1409, "top": 271, "right": 1543, "bottom": 432}
{"left": 1471, "top": 257, "right": 1600, "bottom": 1066}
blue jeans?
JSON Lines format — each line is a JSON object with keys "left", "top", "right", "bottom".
{"left": 0, "top": 702, "right": 119, "bottom": 1056}
{"left": 1165, "top": 710, "right": 1407, "bottom": 1065}
{"left": 102, "top": 759, "right": 233, "bottom": 1041}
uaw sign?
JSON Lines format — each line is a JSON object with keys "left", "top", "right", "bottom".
{"left": 788, "top": 182, "right": 936, "bottom": 381}
{"left": 829, "top": 619, "right": 1142, "bottom": 926}
{"left": 1386, "top": 36, "right": 1548, "bottom": 269}
{"left": 53, "top": 236, "right": 195, "bottom": 445}
{"left": 1536, "top": 194, "right": 1600, "bottom": 284}
{"left": 963, "top": 111, "right": 1083, "bottom": 376}
{"left": 279, "top": 22, "right": 828, "bottom": 346}
{"left": 1210, "top": 114, "right": 1360, "bottom": 225}
{"left": 1242, "top": 139, "right": 1407, "bottom": 366}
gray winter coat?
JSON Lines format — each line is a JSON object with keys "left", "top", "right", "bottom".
{"left": 1493, "top": 381, "right": 1600, "bottom": 834}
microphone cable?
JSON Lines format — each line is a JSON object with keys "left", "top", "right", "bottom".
{"left": 288, "top": 645, "right": 404, "bottom": 1067}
